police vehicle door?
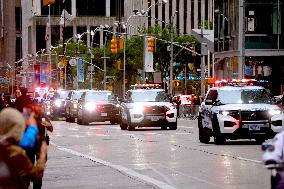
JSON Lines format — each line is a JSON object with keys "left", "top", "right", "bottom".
{"left": 201, "top": 89, "right": 218, "bottom": 130}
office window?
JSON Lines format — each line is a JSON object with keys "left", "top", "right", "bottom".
{"left": 110, "top": 0, "right": 124, "bottom": 17}
{"left": 77, "top": 0, "right": 105, "bottom": 16}
{"left": 16, "top": 37, "right": 22, "bottom": 61}
{"left": 15, "top": 7, "right": 21, "bottom": 31}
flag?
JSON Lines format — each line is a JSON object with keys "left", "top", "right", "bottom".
{"left": 43, "top": 0, "right": 55, "bottom": 6}
{"left": 59, "top": 9, "right": 73, "bottom": 26}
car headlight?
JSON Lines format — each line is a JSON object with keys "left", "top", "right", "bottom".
{"left": 132, "top": 105, "right": 144, "bottom": 114}
{"left": 269, "top": 109, "right": 282, "bottom": 116}
{"left": 54, "top": 99, "right": 62, "bottom": 107}
{"left": 115, "top": 104, "right": 120, "bottom": 108}
{"left": 85, "top": 102, "right": 96, "bottom": 111}
{"left": 219, "top": 110, "right": 240, "bottom": 119}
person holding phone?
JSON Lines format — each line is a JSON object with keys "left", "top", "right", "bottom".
{"left": 0, "top": 108, "right": 47, "bottom": 189}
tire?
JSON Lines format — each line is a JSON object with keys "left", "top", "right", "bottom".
{"left": 77, "top": 116, "right": 83, "bottom": 125}
{"left": 120, "top": 122, "right": 127, "bottom": 130}
{"left": 198, "top": 116, "right": 210, "bottom": 143}
{"left": 161, "top": 125, "right": 167, "bottom": 130}
{"left": 127, "top": 123, "right": 135, "bottom": 131}
{"left": 169, "top": 122, "right": 177, "bottom": 130}
{"left": 212, "top": 116, "right": 226, "bottom": 145}
{"left": 69, "top": 116, "right": 75, "bottom": 123}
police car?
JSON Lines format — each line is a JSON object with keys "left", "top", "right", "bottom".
{"left": 198, "top": 79, "right": 284, "bottom": 144}
{"left": 120, "top": 85, "right": 177, "bottom": 131}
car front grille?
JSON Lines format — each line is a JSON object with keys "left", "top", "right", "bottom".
{"left": 241, "top": 110, "right": 270, "bottom": 121}
{"left": 144, "top": 106, "right": 165, "bottom": 115}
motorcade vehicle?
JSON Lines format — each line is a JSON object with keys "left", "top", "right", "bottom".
{"left": 46, "top": 89, "right": 70, "bottom": 118}
{"left": 77, "top": 90, "right": 120, "bottom": 125}
{"left": 120, "top": 88, "right": 177, "bottom": 131}
{"left": 198, "top": 79, "right": 284, "bottom": 144}
{"left": 65, "top": 89, "right": 89, "bottom": 122}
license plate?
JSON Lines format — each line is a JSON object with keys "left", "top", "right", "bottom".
{"left": 147, "top": 116, "right": 163, "bottom": 121}
{"left": 248, "top": 124, "right": 261, "bottom": 131}
{"left": 101, "top": 113, "right": 107, "bottom": 116}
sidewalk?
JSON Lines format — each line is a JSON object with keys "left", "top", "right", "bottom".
{"left": 42, "top": 145, "right": 156, "bottom": 189}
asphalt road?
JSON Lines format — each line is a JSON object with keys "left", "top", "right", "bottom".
{"left": 42, "top": 119, "right": 270, "bottom": 189}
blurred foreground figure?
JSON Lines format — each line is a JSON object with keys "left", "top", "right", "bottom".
{"left": 262, "top": 132, "right": 284, "bottom": 189}
{"left": 0, "top": 108, "right": 47, "bottom": 189}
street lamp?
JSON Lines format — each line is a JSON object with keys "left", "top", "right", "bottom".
{"left": 169, "top": 11, "right": 178, "bottom": 97}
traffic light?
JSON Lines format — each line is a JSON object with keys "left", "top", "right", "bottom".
{"left": 111, "top": 38, "right": 118, "bottom": 54}
{"left": 43, "top": 0, "right": 55, "bottom": 6}
{"left": 176, "top": 80, "right": 181, "bottom": 87}
{"left": 173, "top": 80, "right": 182, "bottom": 87}
{"left": 147, "top": 37, "right": 155, "bottom": 52}
{"left": 119, "top": 37, "right": 124, "bottom": 51}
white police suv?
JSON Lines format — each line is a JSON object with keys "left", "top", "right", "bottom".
{"left": 198, "top": 82, "right": 284, "bottom": 144}
{"left": 120, "top": 88, "right": 177, "bottom": 131}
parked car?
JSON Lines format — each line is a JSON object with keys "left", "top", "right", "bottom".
{"left": 77, "top": 90, "right": 120, "bottom": 125}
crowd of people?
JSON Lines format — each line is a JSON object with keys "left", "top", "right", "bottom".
{"left": 0, "top": 88, "right": 53, "bottom": 189}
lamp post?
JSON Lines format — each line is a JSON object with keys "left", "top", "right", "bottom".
{"left": 169, "top": 11, "right": 178, "bottom": 97}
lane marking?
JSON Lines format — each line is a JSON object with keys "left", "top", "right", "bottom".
{"left": 178, "top": 126, "right": 194, "bottom": 129}
{"left": 51, "top": 142, "right": 176, "bottom": 189}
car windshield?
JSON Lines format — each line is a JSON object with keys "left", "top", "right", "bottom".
{"left": 73, "top": 91, "right": 85, "bottom": 100}
{"left": 218, "top": 89, "right": 274, "bottom": 104}
{"left": 58, "top": 91, "right": 69, "bottom": 99}
{"left": 85, "top": 92, "right": 115, "bottom": 102}
{"left": 130, "top": 90, "right": 170, "bottom": 102}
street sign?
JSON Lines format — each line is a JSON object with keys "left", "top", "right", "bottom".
{"left": 69, "top": 58, "right": 77, "bottom": 66}
{"left": 0, "top": 78, "right": 9, "bottom": 84}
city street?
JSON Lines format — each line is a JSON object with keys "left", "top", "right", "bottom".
{"left": 43, "top": 119, "right": 270, "bottom": 189}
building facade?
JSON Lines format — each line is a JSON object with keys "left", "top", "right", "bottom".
{"left": 214, "top": 0, "right": 284, "bottom": 95}
{"left": 0, "top": 0, "right": 21, "bottom": 93}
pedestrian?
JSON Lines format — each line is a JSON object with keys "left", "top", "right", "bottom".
{"left": 175, "top": 96, "right": 181, "bottom": 117}
{"left": 0, "top": 107, "right": 47, "bottom": 189}
{"left": 14, "top": 88, "right": 33, "bottom": 112}
{"left": 0, "top": 93, "right": 7, "bottom": 111}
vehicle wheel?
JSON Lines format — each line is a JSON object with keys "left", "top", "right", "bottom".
{"left": 212, "top": 116, "right": 225, "bottom": 145}
{"left": 77, "top": 116, "right": 83, "bottom": 125}
{"left": 127, "top": 124, "right": 135, "bottom": 131}
{"left": 161, "top": 125, "right": 167, "bottom": 130}
{"left": 120, "top": 122, "right": 127, "bottom": 130}
{"left": 69, "top": 116, "right": 75, "bottom": 123}
{"left": 65, "top": 111, "right": 70, "bottom": 122}
{"left": 169, "top": 122, "right": 177, "bottom": 130}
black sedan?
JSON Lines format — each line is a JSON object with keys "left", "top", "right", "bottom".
{"left": 77, "top": 90, "right": 120, "bottom": 125}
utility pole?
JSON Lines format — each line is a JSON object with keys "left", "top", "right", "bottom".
{"left": 238, "top": 0, "right": 245, "bottom": 79}
{"left": 169, "top": 12, "right": 177, "bottom": 97}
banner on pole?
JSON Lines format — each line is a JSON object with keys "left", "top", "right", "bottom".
{"left": 144, "top": 37, "right": 154, "bottom": 72}
{"left": 78, "top": 58, "right": 84, "bottom": 82}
